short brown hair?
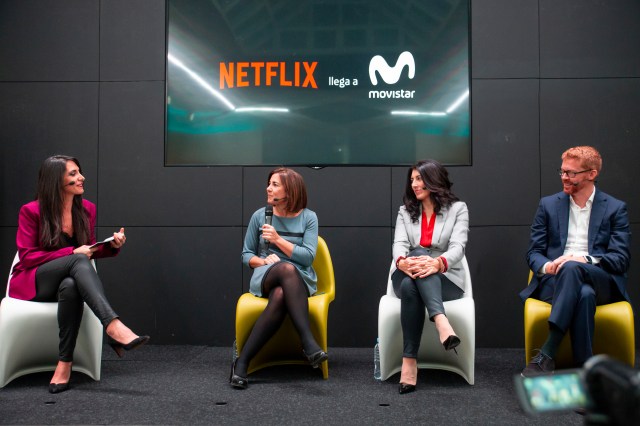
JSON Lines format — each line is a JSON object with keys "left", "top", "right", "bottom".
{"left": 268, "top": 167, "right": 307, "bottom": 213}
{"left": 561, "top": 146, "right": 602, "bottom": 172}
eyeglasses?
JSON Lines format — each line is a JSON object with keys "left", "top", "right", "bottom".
{"left": 557, "top": 169, "right": 592, "bottom": 178}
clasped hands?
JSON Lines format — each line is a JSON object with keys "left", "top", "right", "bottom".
{"left": 544, "top": 253, "right": 586, "bottom": 275}
{"left": 399, "top": 255, "right": 441, "bottom": 279}
{"left": 74, "top": 227, "right": 127, "bottom": 258}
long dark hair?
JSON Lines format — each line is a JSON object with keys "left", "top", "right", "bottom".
{"left": 403, "top": 159, "right": 459, "bottom": 223}
{"left": 37, "top": 155, "right": 90, "bottom": 248}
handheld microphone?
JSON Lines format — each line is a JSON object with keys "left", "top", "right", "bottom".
{"left": 265, "top": 205, "right": 273, "bottom": 226}
{"left": 261, "top": 206, "right": 274, "bottom": 257}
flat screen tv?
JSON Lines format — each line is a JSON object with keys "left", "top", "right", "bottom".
{"left": 166, "top": 0, "right": 470, "bottom": 166}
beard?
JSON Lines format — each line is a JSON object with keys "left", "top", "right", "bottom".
{"left": 563, "top": 177, "right": 594, "bottom": 196}
{"left": 562, "top": 185, "right": 578, "bottom": 195}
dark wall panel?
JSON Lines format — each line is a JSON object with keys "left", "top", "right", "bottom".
{"left": 466, "top": 225, "right": 532, "bottom": 348}
{"left": 98, "top": 81, "right": 243, "bottom": 226}
{"left": 100, "top": 0, "right": 166, "bottom": 81}
{"left": 0, "top": 0, "right": 99, "bottom": 81}
{"left": 540, "top": 0, "right": 640, "bottom": 78}
{"left": 0, "top": 82, "right": 99, "bottom": 225}
{"left": 539, "top": 78, "right": 640, "bottom": 221}
{"left": 95, "top": 226, "right": 241, "bottom": 345}
{"left": 0, "top": 228, "right": 17, "bottom": 294}
{"left": 459, "top": 78, "right": 541, "bottom": 226}
{"left": 306, "top": 167, "right": 392, "bottom": 227}
{"left": 471, "top": 0, "right": 539, "bottom": 79}
{"left": 320, "top": 227, "right": 391, "bottom": 347}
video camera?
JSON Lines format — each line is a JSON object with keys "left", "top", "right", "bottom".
{"left": 514, "top": 355, "right": 640, "bottom": 425}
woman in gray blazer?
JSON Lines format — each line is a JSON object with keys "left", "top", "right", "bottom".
{"left": 391, "top": 159, "right": 469, "bottom": 394}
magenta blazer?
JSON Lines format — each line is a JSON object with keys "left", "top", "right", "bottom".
{"left": 9, "top": 199, "right": 119, "bottom": 300}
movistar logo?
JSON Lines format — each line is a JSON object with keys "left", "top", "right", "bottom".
{"left": 368, "top": 51, "right": 415, "bottom": 86}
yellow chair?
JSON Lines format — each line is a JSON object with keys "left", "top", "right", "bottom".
{"left": 234, "top": 236, "right": 335, "bottom": 379}
{"left": 524, "top": 271, "right": 635, "bottom": 367}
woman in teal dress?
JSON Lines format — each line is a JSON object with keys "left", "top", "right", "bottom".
{"left": 230, "top": 167, "right": 327, "bottom": 389}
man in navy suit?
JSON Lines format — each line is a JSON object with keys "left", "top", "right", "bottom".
{"left": 520, "top": 146, "right": 630, "bottom": 377}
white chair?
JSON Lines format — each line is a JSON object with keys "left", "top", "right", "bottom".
{"left": 377, "top": 256, "right": 475, "bottom": 384}
{"left": 0, "top": 252, "right": 103, "bottom": 388}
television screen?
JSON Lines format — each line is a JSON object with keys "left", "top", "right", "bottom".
{"left": 166, "top": 0, "right": 470, "bottom": 166}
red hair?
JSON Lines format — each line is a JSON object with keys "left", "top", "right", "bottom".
{"left": 561, "top": 146, "right": 602, "bottom": 172}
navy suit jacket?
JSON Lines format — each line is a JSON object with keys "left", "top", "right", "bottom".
{"left": 520, "top": 189, "right": 631, "bottom": 303}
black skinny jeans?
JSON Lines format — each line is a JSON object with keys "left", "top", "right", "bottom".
{"left": 33, "top": 254, "right": 118, "bottom": 362}
{"left": 392, "top": 248, "right": 464, "bottom": 358}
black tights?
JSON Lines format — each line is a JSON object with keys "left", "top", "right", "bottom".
{"left": 235, "top": 262, "right": 321, "bottom": 377}
{"left": 34, "top": 254, "right": 118, "bottom": 362}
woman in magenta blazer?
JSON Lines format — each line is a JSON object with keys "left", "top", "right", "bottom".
{"left": 9, "top": 155, "right": 149, "bottom": 393}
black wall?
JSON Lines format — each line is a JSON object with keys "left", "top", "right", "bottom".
{"left": 1, "top": 0, "right": 639, "bottom": 348}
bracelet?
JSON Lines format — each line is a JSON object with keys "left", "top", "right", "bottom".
{"left": 437, "top": 256, "right": 448, "bottom": 273}
{"left": 396, "top": 256, "right": 406, "bottom": 268}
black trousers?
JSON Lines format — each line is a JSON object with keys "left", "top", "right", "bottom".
{"left": 34, "top": 254, "right": 118, "bottom": 362}
{"left": 392, "top": 248, "right": 464, "bottom": 358}
{"left": 537, "top": 261, "right": 623, "bottom": 365}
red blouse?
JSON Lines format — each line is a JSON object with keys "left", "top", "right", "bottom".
{"left": 395, "top": 210, "right": 448, "bottom": 273}
{"left": 420, "top": 210, "right": 436, "bottom": 247}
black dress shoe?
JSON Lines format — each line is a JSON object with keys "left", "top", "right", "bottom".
{"left": 303, "top": 349, "right": 329, "bottom": 368}
{"left": 399, "top": 383, "right": 416, "bottom": 394}
{"left": 108, "top": 335, "right": 150, "bottom": 358}
{"left": 229, "top": 360, "right": 248, "bottom": 390}
{"left": 49, "top": 382, "right": 70, "bottom": 394}
{"left": 442, "top": 335, "right": 461, "bottom": 353}
{"left": 521, "top": 350, "right": 555, "bottom": 377}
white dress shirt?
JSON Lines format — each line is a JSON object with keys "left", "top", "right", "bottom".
{"left": 563, "top": 187, "right": 596, "bottom": 257}
{"left": 541, "top": 187, "right": 599, "bottom": 274}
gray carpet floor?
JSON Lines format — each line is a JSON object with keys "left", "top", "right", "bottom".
{"left": 0, "top": 346, "right": 595, "bottom": 425}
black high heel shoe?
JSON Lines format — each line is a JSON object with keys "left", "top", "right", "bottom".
{"left": 399, "top": 360, "right": 418, "bottom": 394}
{"left": 49, "top": 382, "right": 70, "bottom": 394}
{"left": 303, "top": 349, "right": 328, "bottom": 368}
{"left": 442, "top": 335, "right": 461, "bottom": 354}
{"left": 108, "top": 335, "right": 150, "bottom": 358}
{"left": 229, "top": 360, "right": 248, "bottom": 389}
{"left": 399, "top": 383, "right": 416, "bottom": 394}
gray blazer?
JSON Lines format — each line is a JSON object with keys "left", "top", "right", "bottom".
{"left": 391, "top": 201, "right": 469, "bottom": 290}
